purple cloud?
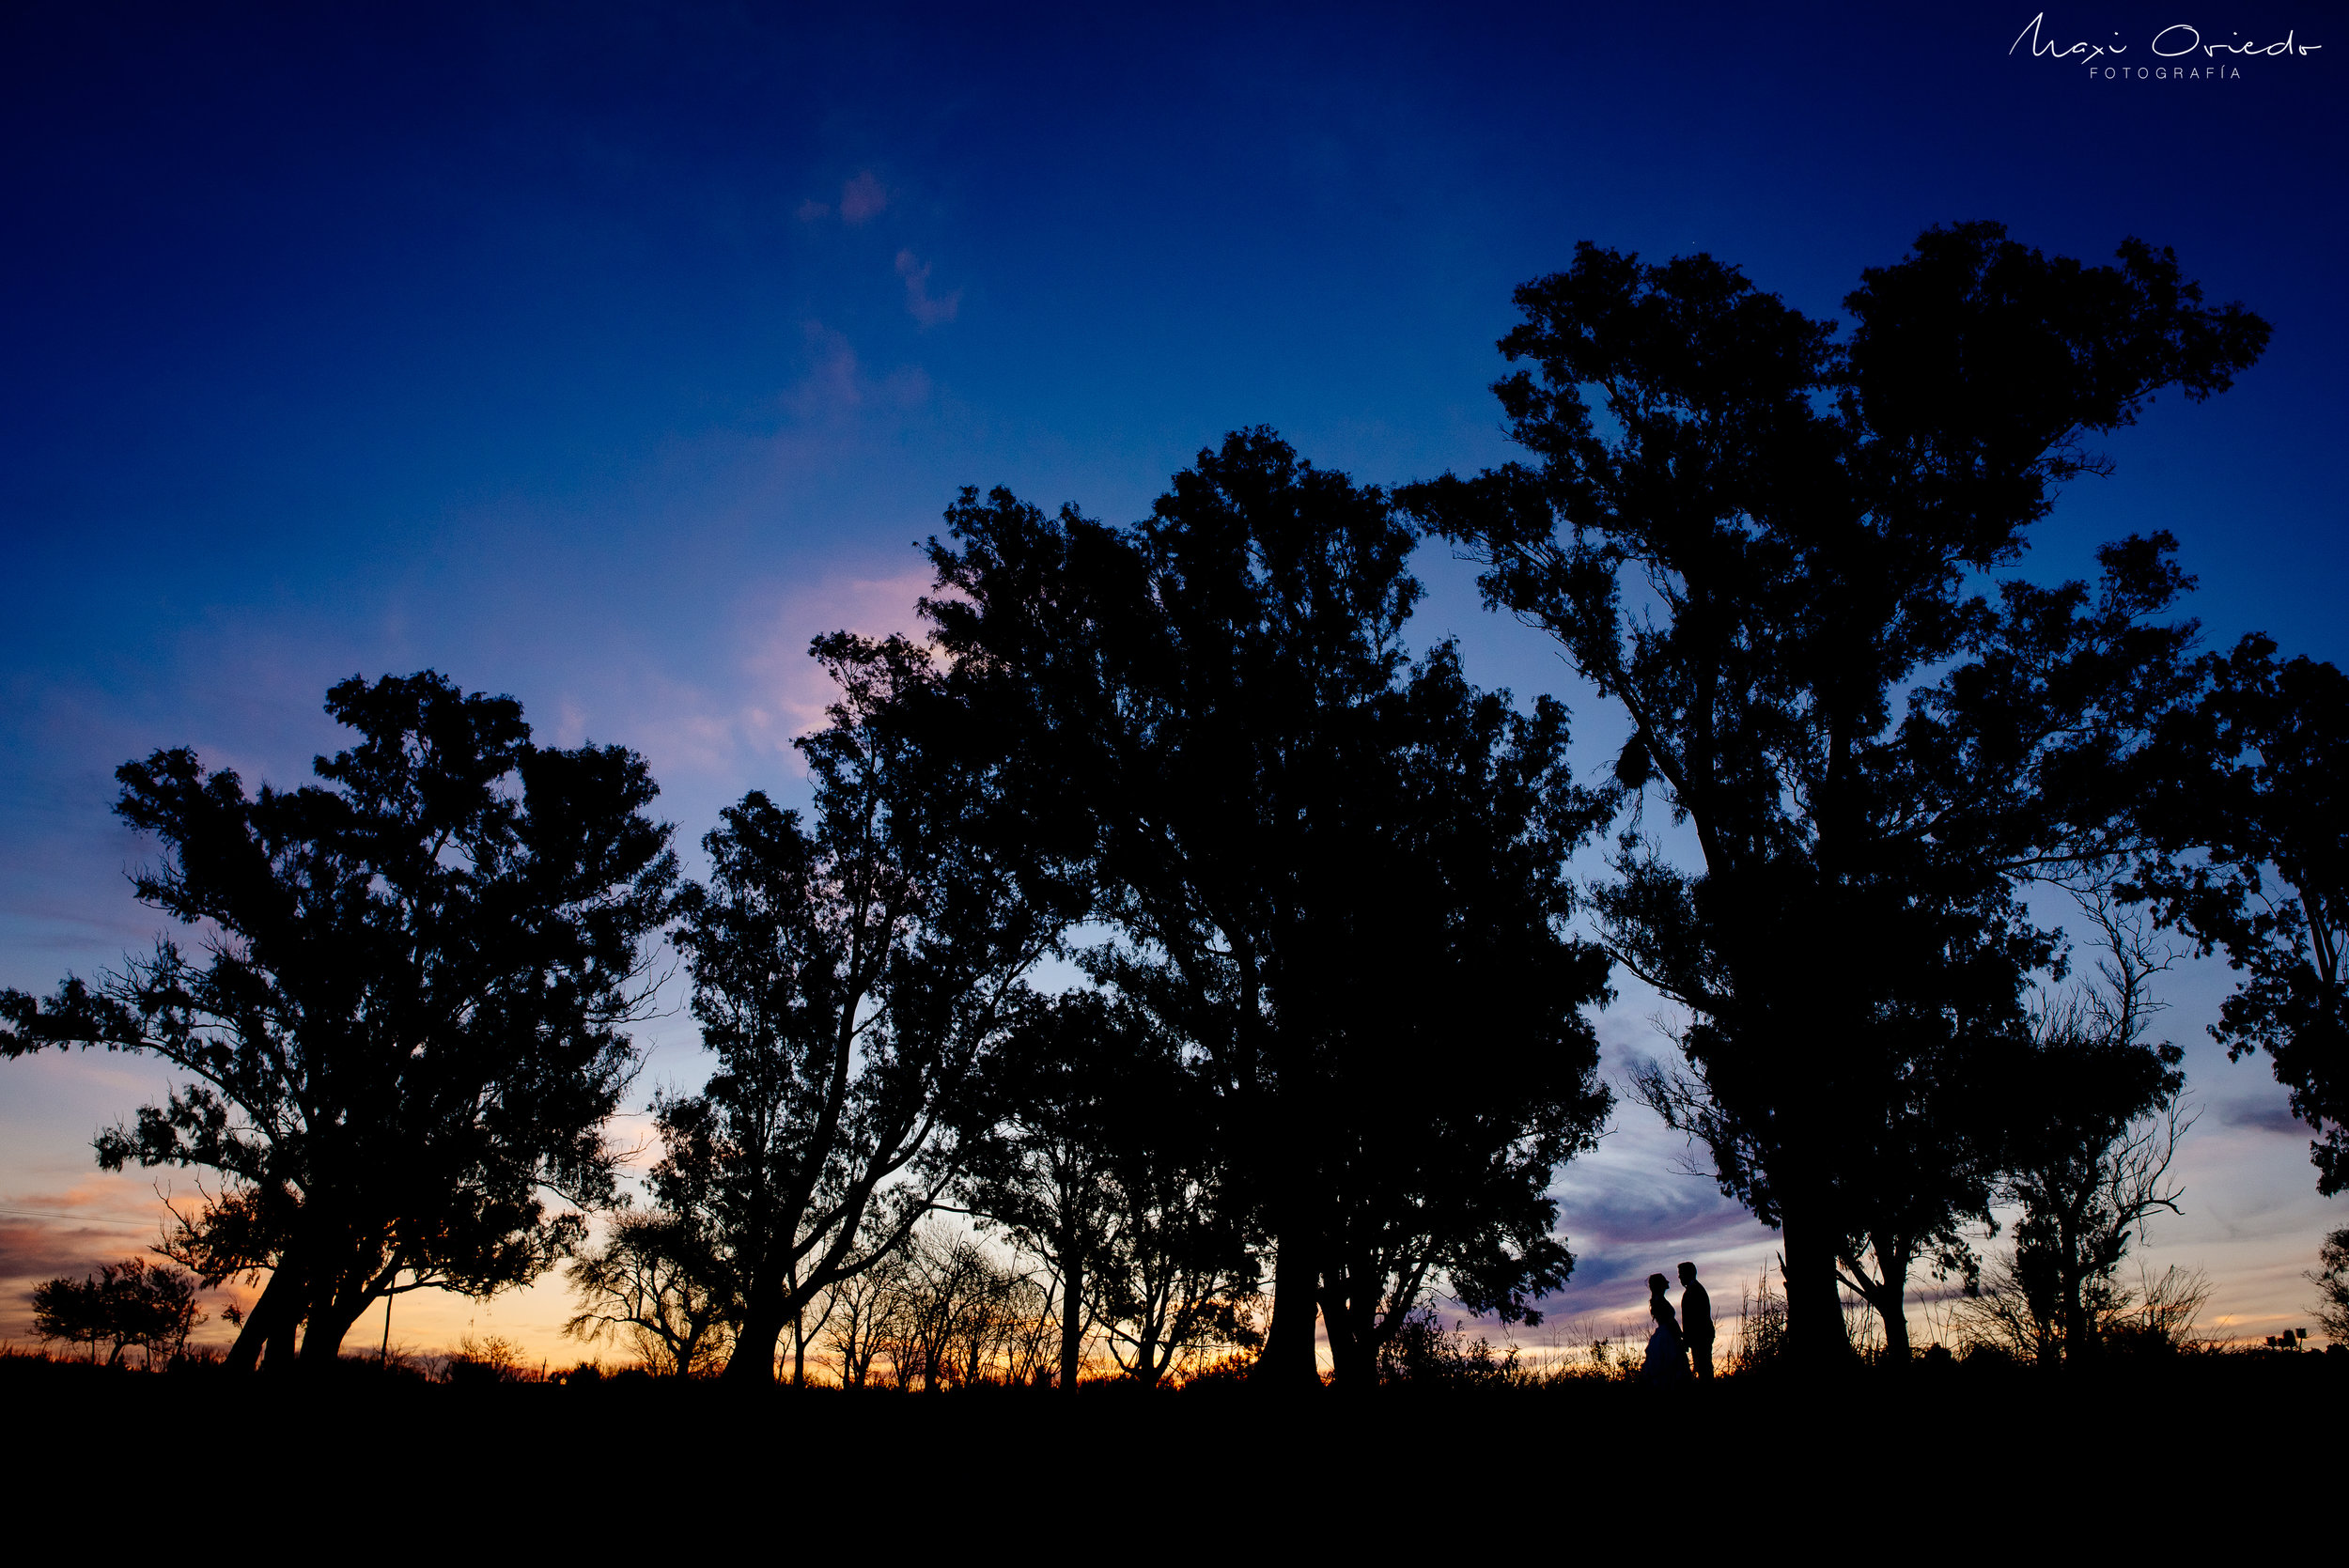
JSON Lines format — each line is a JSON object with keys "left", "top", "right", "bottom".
{"left": 894, "top": 250, "right": 960, "bottom": 327}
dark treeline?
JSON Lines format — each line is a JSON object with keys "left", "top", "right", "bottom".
{"left": 7, "top": 222, "right": 2343, "bottom": 1383}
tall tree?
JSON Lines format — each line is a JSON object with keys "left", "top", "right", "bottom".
{"left": 661, "top": 634, "right": 1077, "bottom": 1385}
{"left": 1404, "top": 223, "right": 2267, "bottom": 1363}
{"left": 923, "top": 429, "right": 1613, "bottom": 1389}
{"left": 1, "top": 673, "right": 677, "bottom": 1370}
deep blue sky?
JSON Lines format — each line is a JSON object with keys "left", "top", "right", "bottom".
{"left": 3, "top": 2, "right": 2341, "bottom": 1354}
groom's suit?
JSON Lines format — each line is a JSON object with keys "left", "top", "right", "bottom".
{"left": 1682, "top": 1279, "right": 1715, "bottom": 1379}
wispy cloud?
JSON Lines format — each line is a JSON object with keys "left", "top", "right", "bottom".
{"left": 2218, "top": 1095, "right": 2307, "bottom": 1139}
{"left": 786, "top": 322, "right": 931, "bottom": 419}
{"left": 795, "top": 171, "right": 889, "bottom": 226}
{"left": 894, "top": 250, "right": 961, "bottom": 327}
{"left": 0, "top": 1163, "right": 262, "bottom": 1349}
{"left": 550, "top": 564, "right": 941, "bottom": 802}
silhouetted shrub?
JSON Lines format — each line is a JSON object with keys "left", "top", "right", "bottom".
{"left": 1377, "top": 1306, "right": 1527, "bottom": 1389}
{"left": 443, "top": 1334, "right": 533, "bottom": 1385}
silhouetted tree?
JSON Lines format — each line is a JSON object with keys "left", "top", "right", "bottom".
{"left": 1, "top": 673, "right": 677, "bottom": 1371}
{"left": 922, "top": 430, "right": 1614, "bottom": 1389}
{"left": 30, "top": 1257, "right": 204, "bottom": 1367}
{"left": 1091, "top": 1222, "right": 1259, "bottom": 1388}
{"left": 1822, "top": 1047, "right": 2000, "bottom": 1364}
{"left": 1991, "top": 891, "right": 2190, "bottom": 1365}
{"left": 564, "top": 1209, "right": 736, "bottom": 1376}
{"left": 1404, "top": 223, "right": 2266, "bottom": 1364}
{"left": 661, "top": 635, "right": 1077, "bottom": 1386}
{"left": 954, "top": 989, "right": 1136, "bottom": 1391}
{"left": 2134, "top": 636, "right": 2349, "bottom": 1191}
{"left": 957, "top": 979, "right": 1273, "bottom": 1389}
{"left": 822, "top": 1235, "right": 912, "bottom": 1387}
{"left": 1964, "top": 1254, "right": 2210, "bottom": 1364}
{"left": 784, "top": 1275, "right": 839, "bottom": 1389}
{"left": 29, "top": 1273, "right": 111, "bottom": 1362}
{"left": 873, "top": 1222, "right": 1031, "bottom": 1390}
{"left": 918, "top": 433, "right": 1410, "bottom": 1388}
{"left": 1059, "top": 962, "right": 1261, "bottom": 1387}
{"left": 1305, "top": 643, "right": 1612, "bottom": 1387}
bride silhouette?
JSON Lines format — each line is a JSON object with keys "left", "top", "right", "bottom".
{"left": 1641, "top": 1272, "right": 1691, "bottom": 1383}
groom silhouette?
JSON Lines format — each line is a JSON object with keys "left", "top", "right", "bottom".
{"left": 1678, "top": 1262, "right": 1715, "bottom": 1379}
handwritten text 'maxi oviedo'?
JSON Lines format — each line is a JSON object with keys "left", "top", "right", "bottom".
{"left": 2013, "top": 13, "right": 2322, "bottom": 76}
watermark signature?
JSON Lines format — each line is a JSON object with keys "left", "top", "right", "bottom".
{"left": 2011, "top": 13, "right": 2322, "bottom": 78}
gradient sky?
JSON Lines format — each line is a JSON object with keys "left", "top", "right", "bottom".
{"left": 3, "top": 2, "right": 2341, "bottom": 1364}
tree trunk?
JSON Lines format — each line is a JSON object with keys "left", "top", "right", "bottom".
{"left": 1252, "top": 1109, "right": 1322, "bottom": 1391}
{"left": 1127, "top": 1331, "right": 1162, "bottom": 1389}
{"left": 1318, "top": 1281, "right": 1376, "bottom": 1389}
{"left": 2061, "top": 1268, "right": 2095, "bottom": 1365}
{"left": 1872, "top": 1282, "right": 1911, "bottom": 1364}
{"left": 1058, "top": 1255, "right": 1083, "bottom": 1393}
{"left": 226, "top": 1263, "right": 304, "bottom": 1374}
{"left": 1254, "top": 1221, "right": 1321, "bottom": 1389}
{"left": 1778, "top": 1186, "right": 1853, "bottom": 1369}
{"left": 298, "top": 1282, "right": 372, "bottom": 1369}
{"left": 263, "top": 1298, "right": 301, "bottom": 1369}
{"left": 259, "top": 1252, "right": 309, "bottom": 1372}
{"left": 725, "top": 1291, "right": 788, "bottom": 1385}
{"left": 1847, "top": 1239, "right": 1914, "bottom": 1365}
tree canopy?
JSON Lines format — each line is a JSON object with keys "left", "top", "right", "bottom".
{"left": 923, "top": 428, "right": 1615, "bottom": 1387}
{"left": 2133, "top": 635, "right": 2349, "bottom": 1191}
{"left": 2, "top": 672, "right": 677, "bottom": 1370}
{"left": 657, "top": 632, "right": 1081, "bottom": 1385}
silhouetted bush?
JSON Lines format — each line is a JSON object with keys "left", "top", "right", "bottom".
{"left": 443, "top": 1334, "right": 535, "bottom": 1386}
{"left": 1377, "top": 1306, "right": 1528, "bottom": 1389}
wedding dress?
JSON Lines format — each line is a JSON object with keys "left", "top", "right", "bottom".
{"left": 1641, "top": 1314, "right": 1691, "bottom": 1382}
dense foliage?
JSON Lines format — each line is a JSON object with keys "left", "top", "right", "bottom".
{"left": 3, "top": 674, "right": 677, "bottom": 1368}
{"left": 1401, "top": 222, "right": 2269, "bottom": 1361}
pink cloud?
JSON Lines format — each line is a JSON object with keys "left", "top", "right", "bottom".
{"left": 838, "top": 171, "right": 887, "bottom": 225}
{"left": 894, "top": 249, "right": 961, "bottom": 327}
{"left": 741, "top": 566, "right": 941, "bottom": 750}
{"left": 538, "top": 565, "right": 941, "bottom": 804}
{"left": 0, "top": 1164, "right": 261, "bottom": 1351}
{"left": 795, "top": 197, "right": 831, "bottom": 223}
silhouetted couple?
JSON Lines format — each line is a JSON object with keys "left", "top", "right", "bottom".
{"left": 1640, "top": 1263, "right": 1714, "bottom": 1383}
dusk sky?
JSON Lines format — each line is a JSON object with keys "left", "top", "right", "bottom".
{"left": 3, "top": 2, "right": 2341, "bottom": 1363}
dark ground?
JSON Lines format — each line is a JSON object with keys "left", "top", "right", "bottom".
{"left": 4, "top": 1351, "right": 2332, "bottom": 1537}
